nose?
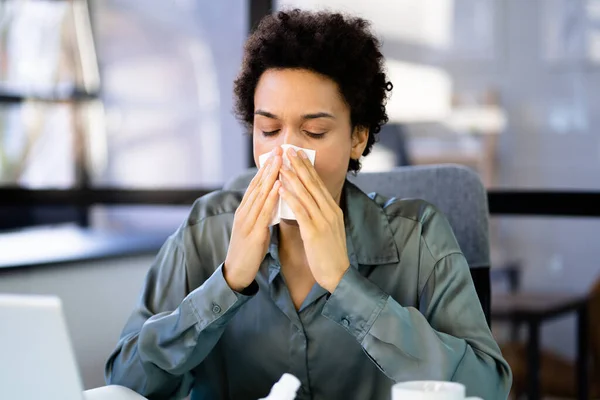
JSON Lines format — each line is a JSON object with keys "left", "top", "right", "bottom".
{"left": 280, "top": 128, "right": 305, "bottom": 148}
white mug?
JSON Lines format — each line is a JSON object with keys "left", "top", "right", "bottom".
{"left": 392, "top": 381, "right": 483, "bottom": 400}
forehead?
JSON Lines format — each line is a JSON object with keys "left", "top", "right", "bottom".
{"left": 253, "top": 68, "right": 348, "bottom": 117}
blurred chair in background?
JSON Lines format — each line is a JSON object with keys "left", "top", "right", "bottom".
{"left": 502, "top": 277, "right": 600, "bottom": 399}
{"left": 404, "top": 89, "right": 505, "bottom": 189}
{"left": 360, "top": 123, "right": 412, "bottom": 172}
{"left": 382, "top": 60, "right": 505, "bottom": 188}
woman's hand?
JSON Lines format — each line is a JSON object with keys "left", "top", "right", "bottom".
{"left": 278, "top": 147, "right": 350, "bottom": 293}
{"left": 223, "top": 148, "right": 282, "bottom": 292}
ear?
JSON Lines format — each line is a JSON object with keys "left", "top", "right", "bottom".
{"left": 350, "top": 126, "right": 369, "bottom": 161}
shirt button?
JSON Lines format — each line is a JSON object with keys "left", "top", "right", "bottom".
{"left": 341, "top": 318, "right": 350, "bottom": 328}
{"left": 212, "top": 304, "right": 222, "bottom": 314}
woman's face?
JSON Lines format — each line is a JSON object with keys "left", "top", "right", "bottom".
{"left": 252, "top": 68, "right": 368, "bottom": 203}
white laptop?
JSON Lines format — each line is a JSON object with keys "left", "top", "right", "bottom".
{"left": 0, "top": 294, "right": 84, "bottom": 400}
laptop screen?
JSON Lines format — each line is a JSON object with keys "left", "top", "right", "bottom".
{"left": 0, "top": 294, "right": 84, "bottom": 400}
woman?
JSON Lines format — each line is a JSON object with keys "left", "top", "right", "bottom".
{"left": 106, "top": 10, "right": 512, "bottom": 400}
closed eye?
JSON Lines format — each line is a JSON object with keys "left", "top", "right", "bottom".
{"left": 261, "top": 129, "right": 326, "bottom": 139}
{"left": 304, "top": 131, "right": 326, "bottom": 139}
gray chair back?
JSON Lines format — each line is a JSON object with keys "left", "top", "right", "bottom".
{"left": 224, "top": 164, "right": 492, "bottom": 324}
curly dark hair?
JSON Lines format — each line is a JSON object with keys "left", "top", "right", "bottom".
{"left": 233, "top": 9, "right": 392, "bottom": 172}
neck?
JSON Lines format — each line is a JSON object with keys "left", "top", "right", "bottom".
{"left": 278, "top": 220, "right": 306, "bottom": 265}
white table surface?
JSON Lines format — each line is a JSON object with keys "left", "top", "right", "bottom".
{"left": 84, "top": 385, "right": 148, "bottom": 400}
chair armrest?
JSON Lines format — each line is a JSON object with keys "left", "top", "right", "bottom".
{"left": 84, "top": 385, "right": 148, "bottom": 400}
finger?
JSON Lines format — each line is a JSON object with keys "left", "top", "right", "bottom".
{"left": 272, "top": 146, "right": 283, "bottom": 157}
{"left": 239, "top": 156, "right": 272, "bottom": 209}
{"left": 245, "top": 155, "right": 282, "bottom": 222}
{"left": 255, "top": 180, "right": 281, "bottom": 227}
{"left": 293, "top": 151, "right": 345, "bottom": 227}
{"left": 280, "top": 165, "right": 322, "bottom": 219}
{"left": 278, "top": 185, "right": 313, "bottom": 228}
{"left": 246, "top": 146, "right": 282, "bottom": 198}
{"left": 246, "top": 155, "right": 280, "bottom": 210}
{"left": 286, "top": 148, "right": 334, "bottom": 211}
{"left": 240, "top": 153, "right": 280, "bottom": 211}
{"left": 300, "top": 150, "right": 339, "bottom": 209}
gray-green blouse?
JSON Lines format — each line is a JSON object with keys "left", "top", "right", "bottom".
{"left": 105, "top": 180, "right": 512, "bottom": 400}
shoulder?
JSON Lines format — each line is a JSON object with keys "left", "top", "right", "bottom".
{"left": 175, "top": 190, "right": 243, "bottom": 284}
{"left": 185, "top": 190, "right": 243, "bottom": 227}
{"left": 372, "top": 193, "right": 462, "bottom": 261}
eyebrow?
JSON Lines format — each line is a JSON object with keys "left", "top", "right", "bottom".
{"left": 254, "top": 110, "right": 335, "bottom": 120}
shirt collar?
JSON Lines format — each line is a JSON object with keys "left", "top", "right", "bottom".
{"left": 266, "top": 179, "right": 400, "bottom": 283}
{"left": 342, "top": 179, "right": 400, "bottom": 266}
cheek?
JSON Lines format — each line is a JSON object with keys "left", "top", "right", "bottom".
{"left": 312, "top": 144, "right": 351, "bottom": 201}
{"left": 312, "top": 141, "right": 352, "bottom": 177}
{"left": 252, "top": 133, "right": 275, "bottom": 167}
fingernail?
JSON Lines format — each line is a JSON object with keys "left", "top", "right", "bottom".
{"left": 299, "top": 150, "right": 308, "bottom": 159}
{"left": 289, "top": 148, "right": 297, "bottom": 157}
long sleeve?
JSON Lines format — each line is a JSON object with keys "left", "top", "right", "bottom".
{"left": 105, "top": 230, "right": 255, "bottom": 399}
{"left": 322, "top": 208, "right": 512, "bottom": 399}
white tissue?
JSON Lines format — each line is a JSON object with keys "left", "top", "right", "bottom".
{"left": 258, "top": 144, "right": 317, "bottom": 226}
